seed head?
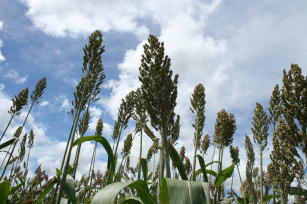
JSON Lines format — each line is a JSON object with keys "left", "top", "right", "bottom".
{"left": 184, "top": 157, "right": 192, "bottom": 175}
{"left": 31, "top": 77, "right": 47, "bottom": 104}
{"left": 95, "top": 119, "right": 103, "bottom": 136}
{"left": 229, "top": 145, "right": 240, "bottom": 164}
{"left": 139, "top": 34, "right": 178, "bottom": 131}
{"left": 214, "top": 109, "right": 236, "bottom": 147}
{"left": 27, "top": 129, "right": 35, "bottom": 149}
{"left": 190, "top": 83, "right": 206, "bottom": 148}
{"left": 179, "top": 146, "right": 185, "bottom": 162}
{"left": 252, "top": 102, "right": 269, "bottom": 150}
{"left": 78, "top": 110, "right": 90, "bottom": 136}
{"left": 122, "top": 133, "right": 133, "bottom": 157}
{"left": 9, "top": 88, "right": 28, "bottom": 116}
{"left": 201, "top": 134, "right": 210, "bottom": 154}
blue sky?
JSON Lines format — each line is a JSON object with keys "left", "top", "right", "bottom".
{"left": 0, "top": 0, "right": 306, "bottom": 191}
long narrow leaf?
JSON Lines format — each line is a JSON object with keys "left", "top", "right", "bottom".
{"left": 140, "top": 158, "right": 148, "bottom": 182}
{"left": 0, "top": 180, "right": 10, "bottom": 204}
{"left": 215, "top": 163, "right": 235, "bottom": 187}
{"left": 73, "top": 135, "right": 115, "bottom": 184}
{"left": 167, "top": 142, "right": 188, "bottom": 180}
{"left": 159, "top": 178, "right": 210, "bottom": 204}
{"left": 196, "top": 155, "right": 208, "bottom": 182}
{"left": 194, "top": 169, "right": 217, "bottom": 178}
{"left": 0, "top": 138, "right": 16, "bottom": 150}
{"left": 91, "top": 180, "right": 156, "bottom": 204}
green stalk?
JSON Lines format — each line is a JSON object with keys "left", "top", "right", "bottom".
{"left": 192, "top": 123, "right": 199, "bottom": 181}
{"left": 260, "top": 147, "right": 263, "bottom": 204}
{"left": 0, "top": 102, "right": 34, "bottom": 181}
{"left": 0, "top": 114, "right": 14, "bottom": 142}
{"left": 114, "top": 125, "right": 124, "bottom": 157}
{"left": 209, "top": 144, "right": 216, "bottom": 183}
{"left": 56, "top": 108, "right": 82, "bottom": 204}
{"left": 137, "top": 130, "right": 143, "bottom": 180}
{"left": 86, "top": 141, "right": 97, "bottom": 200}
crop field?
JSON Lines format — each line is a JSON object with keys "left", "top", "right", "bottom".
{"left": 0, "top": 30, "right": 306, "bottom": 204}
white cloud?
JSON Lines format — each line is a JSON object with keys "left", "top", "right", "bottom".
{"left": 39, "top": 100, "right": 49, "bottom": 107}
{"left": 4, "top": 70, "right": 28, "bottom": 84}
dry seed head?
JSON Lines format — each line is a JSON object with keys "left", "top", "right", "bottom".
{"left": 214, "top": 109, "right": 236, "bottom": 147}
{"left": 252, "top": 102, "right": 269, "bottom": 150}
{"left": 9, "top": 88, "right": 29, "bottom": 116}
{"left": 201, "top": 134, "right": 210, "bottom": 154}
{"left": 95, "top": 119, "right": 103, "bottom": 136}
{"left": 122, "top": 133, "right": 133, "bottom": 157}
{"left": 31, "top": 77, "right": 47, "bottom": 104}
{"left": 229, "top": 145, "right": 240, "bottom": 164}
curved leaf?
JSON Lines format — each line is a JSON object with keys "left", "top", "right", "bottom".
{"left": 73, "top": 135, "right": 115, "bottom": 184}
{"left": 91, "top": 180, "right": 156, "bottom": 204}
{"left": 0, "top": 138, "right": 16, "bottom": 150}
{"left": 167, "top": 142, "right": 188, "bottom": 180}
{"left": 159, "top": 178, "right": 210, "bottom": 204}
{"left": 215, "top": 163, "right": 235, "bottom": 187}
{"left": 34, "top": 178, "right": 57, "bottom": 204}
{"left": 204, "top": 161, "right": 220, "bottom": 168}
{"left": 196, "top": 155, "right": 208, "bottom": 182}
{"left": 194, "top": 169, "right": 217, "bottom": 178}
{"left": 140, "top": 158, "right": 148, "bottom": 182}
{"left": 0, "top": 180, "right": 10, "bottom": 204}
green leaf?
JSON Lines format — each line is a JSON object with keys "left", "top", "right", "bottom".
{"left": 289, "top": 186, "right": 307, "bottom": 196}
{"left": 91, "top": 180, "right": 156, "bottom": 204}
{"left": 140, "top": 158, "right": 148, "bottom": 182}
{"left": 0, "top": 138, "right": 17, "bottom": 150}
{"left": 215, "top": 163, "right": 235, "bottom": 187}
{"left": 0, "top": 180, "right": 10, "bottom": 204}
{"left": 167, "top": 142, "right": 188, "bottom": 180}
{"left": 194, "top": 169, "right": 217, "bottom": 178}
{"left": 159, "top": 178, "right": 210, "bottom": 204}
{"left": 73, "top": 135, "right": 115, "bottom": 184}
{"left": 196, "top": 155, "right": 208, "bottom": 182}
{"left": 62, "top": 174, "right": 76, "bottom": 204}
{"left": 118, "top": 196, "right": 143, "bottom": 204}
{"left": 34, "top": 178, "right": 57, "bottom": 204}
{"left": 204, "top": 161, "right": 220, "bottom": 168}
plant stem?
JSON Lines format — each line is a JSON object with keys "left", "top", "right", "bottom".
{"left": 260, "top": 146, "right": 263, "bottom": 204}
{"left": 138, "top": 130, "right": 143, "bottom": 180}
{"left": 0, "top": 114, "right": 14, "bottom": 142}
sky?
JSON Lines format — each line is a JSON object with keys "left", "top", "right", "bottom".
{"left": 0, "top": 0, "right": 306, "bottom": 193}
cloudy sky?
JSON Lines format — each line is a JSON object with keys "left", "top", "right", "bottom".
{"left": 0, "top": 0, "right": 306, "bottom": 192}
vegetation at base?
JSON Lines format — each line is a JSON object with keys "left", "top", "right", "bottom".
{"left": 0, "top": 31, "right": 306, "bottom": 204}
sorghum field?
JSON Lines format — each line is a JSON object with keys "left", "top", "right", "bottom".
{"left": 0, "top": 31, "right": 306, "bottom": 204}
